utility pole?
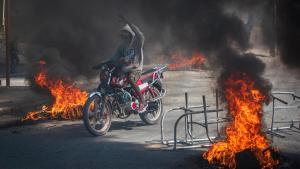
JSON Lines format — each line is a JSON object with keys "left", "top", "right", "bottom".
{"left": 272, "top": 0, "right": 278, "bottom": 57}
{"left": 4, "top": 0, "right": 10, "bottom": 87}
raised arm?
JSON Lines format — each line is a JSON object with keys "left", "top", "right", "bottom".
{"left": 118, "top": 16, "right": 145, "bottom": 43}
{"left": 128, "top": 24, "right": 145, "bottom": 43}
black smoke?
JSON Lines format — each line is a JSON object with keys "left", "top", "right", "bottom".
{"left": 139, "top": 0, "right": 249, "bottom": 56}
{"left": 217, "top": 48, "right": 272, "bottom": 100}
{"left": 277, "top": 0, "right": 300, "bottom": 69}
{"left": 138, "top": 0, "right": 273, "bottom": 97}
{"left": 10, "top": 0, "right": 281, "bottom": 89}
{"left": 10, "top": 1, "right": 251, "bottom": 72}
{"left": 11, "top": 0, "right": 130, "bottom": 79}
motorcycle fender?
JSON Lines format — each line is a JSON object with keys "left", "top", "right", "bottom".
{"left": 88, "top": 92, "right": 102, "bottom": 98}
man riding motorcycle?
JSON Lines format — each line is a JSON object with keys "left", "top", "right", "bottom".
{"left": 94, "top": 19, "right": 147, "bottom": 113}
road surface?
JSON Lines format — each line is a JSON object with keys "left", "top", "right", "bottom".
{"left": 0, "top": 64, "right": 300, "bottom": 169}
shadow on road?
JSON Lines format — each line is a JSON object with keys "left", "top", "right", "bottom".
{"left": 0, "top": 122, "right": 207, "bottom": 169}
{"left": 109, "top": 120, "right": 146, "bottom": 131}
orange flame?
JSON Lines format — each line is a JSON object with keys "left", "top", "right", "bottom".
{"left": 168, "top": 50, "right": 205, "bottom": 70}
{"left": 23, "top": 61, "right": 88, "bottom": 121}
{"left": 203, "top": 72, "right": 278, "bottom": 169}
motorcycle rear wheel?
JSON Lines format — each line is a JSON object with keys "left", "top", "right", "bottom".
{"left": 139, "top": 87, "right": 163, "bottom": 125}
{"left": 83, "top": 95, "right": 112, "bottom": 136}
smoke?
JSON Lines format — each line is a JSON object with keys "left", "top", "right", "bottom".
{"left": 138, "top": 0, "right": 273, "bottom": 97}
{"left": 217, "top": 48, "right": 272, "bottom": 100}
{"left": 11, "top": 0, "right": 141, "bottom": 79}
{"left": 141, "top": 0, "right": 251, "bottom": 54}
{"left": 10, "top": 0, "right": 285, "bottom": 89}
{"left": 276, "top": 0, "right": 300, "bottom": 70}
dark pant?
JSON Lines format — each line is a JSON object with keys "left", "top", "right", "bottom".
{"left": 127, "top": 71, "right": 145, "bottom": 107}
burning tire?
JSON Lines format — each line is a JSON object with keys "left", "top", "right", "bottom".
{"left": 139, "top": 87, "right": 163, "bottom": 125}
{"left": 83, "top": 94, "right": 112, "bottom": 136}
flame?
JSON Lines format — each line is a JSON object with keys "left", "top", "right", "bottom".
{"left": 23, "top": 61, "right": 88, "bottom": 121}
{"left": 168, "top": 50, "right": 205, "bottom": 70}
{"left": 203, "top": 72, "right": 278, "bottom": 169}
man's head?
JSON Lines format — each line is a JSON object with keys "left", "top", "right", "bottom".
{"left": 120, "top": 24, "right": 135, "bottom": 44}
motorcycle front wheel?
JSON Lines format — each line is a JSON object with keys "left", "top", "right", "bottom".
{"left": 83, "top": 94, "right": 112, "bottom": 136}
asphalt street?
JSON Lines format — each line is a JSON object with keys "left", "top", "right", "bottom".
{"left": 0, "top": 61, "right": 300, "bottom": 169}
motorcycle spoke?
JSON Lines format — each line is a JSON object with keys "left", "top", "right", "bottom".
{"left": 89, "top": 110, "right": 96, "bottom": 118}
{"left": 91, "top": 119, "right": 98, "bottom": 129}
{"left": 145, "top": 100, "right": 161, "bottom": 120}
{"left": 92, "top": 119, "right": 103, "bottom": 130}
{"left": 151, "top": 111, "right": 157, "bottom": 117}
{"left": 89, "top": 101, "right": 102, "bottom": 119}
{"left": 90, "top": 104, "right": 108, "bottom": 131}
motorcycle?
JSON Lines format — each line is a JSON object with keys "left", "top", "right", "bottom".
{"left": 83, "top": 61, "right": 167, "bottom": 136}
